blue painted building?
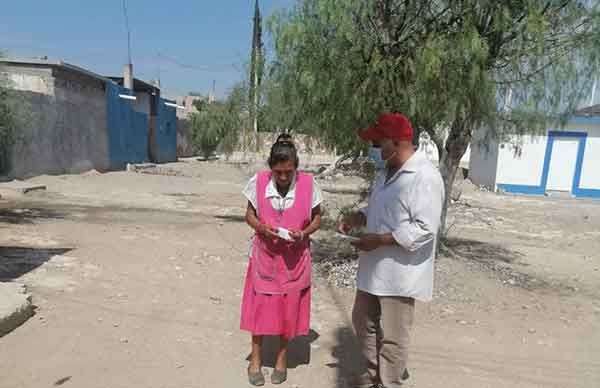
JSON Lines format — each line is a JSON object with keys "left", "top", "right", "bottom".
{"left": 107, "top": 76, "right": 178, "bottom": 167}
{"left": 105, "top": 81, "right": 150, "bottom": 170}
{"left": 0, "top": 57, "right": 178, "bottom": 178}
{"left": 469, "top": 105, "right": 600, "bottom": 199}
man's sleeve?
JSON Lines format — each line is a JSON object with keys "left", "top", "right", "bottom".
{"left": 391, "top": 170, "right": 444, "bottom": 252}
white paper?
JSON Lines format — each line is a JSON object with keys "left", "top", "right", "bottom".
{"left": 277, "top": 227, "right": 293, "bottom": 241}
{"left": 335, "top": 232, "right": 360, "bottom": 242}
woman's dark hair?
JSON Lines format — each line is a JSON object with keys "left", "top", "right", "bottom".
{"left": 276, "top": 133, "right": 293, "bottom": 143}
{"left": 268, "top": 136, "right": 299, "bottom": 168}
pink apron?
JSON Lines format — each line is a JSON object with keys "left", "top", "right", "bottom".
{"left": 240, "top": 171, "right": 313, "bottom": 339}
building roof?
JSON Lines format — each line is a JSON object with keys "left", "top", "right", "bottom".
{"left": 0, "top": 56, "right": 112, "bottom": 84}
{"left": 1, "top": 57, "right": 161, "bottom": 93}
{"left": 574, "top": 104, "right": 600, "bottom": 117}
{"left": 107, "top": 77, "right": 160, "bottom": 94}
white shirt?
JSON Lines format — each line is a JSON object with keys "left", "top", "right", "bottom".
{"left": 357, "top": 152, "right": 444, "bottom": 302}
{"left": 243, "top": 173, "right": 323, "bottom": 211}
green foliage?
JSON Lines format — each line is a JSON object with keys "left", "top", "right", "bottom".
{"left": 189, "top": 84, "right": 247, "bottom": 158}
{"left": 269, "top": 1, "right": 599, "bottom": 147}
{"left": 266, "top": 0, "right": 600, "bottom": 231}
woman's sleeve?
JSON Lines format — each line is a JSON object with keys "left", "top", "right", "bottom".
{"left": 242, "top": 174, "right": 259, "bottom": 209}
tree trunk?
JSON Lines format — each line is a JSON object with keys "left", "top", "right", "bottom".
{"left": 438, "top": 120, "right": 472, "bottom": 237}
{"left": 317, "top": 152, "right": 354, "bottom": 177}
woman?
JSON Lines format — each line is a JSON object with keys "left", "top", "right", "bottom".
{"left": 241, "top": 137, "right": 322, "bottom": 385}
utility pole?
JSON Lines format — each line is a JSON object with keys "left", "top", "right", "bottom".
{"left": 249, "top": 0, "right": 263, "bottom": 152}
{"left": 122, "top": 0, "right": 134, "bottom": 90}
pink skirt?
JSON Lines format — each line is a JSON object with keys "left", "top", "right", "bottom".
{"left": 240, "top": 263, "right": 311, "bottom": 339}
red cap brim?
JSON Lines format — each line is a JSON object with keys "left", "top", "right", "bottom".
{"left": 358, "top": 125, "right": 383, "bottom": 141}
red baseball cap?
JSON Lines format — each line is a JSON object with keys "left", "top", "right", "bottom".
{"left": 358, "top": 112, "right": 414, "bottom": 142}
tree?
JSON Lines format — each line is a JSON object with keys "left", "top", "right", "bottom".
{"left": 268, "top": 0, "right": 600, "bottom": 232}
{"left": 189, "top": 84, "right": 247, "bottom": 158}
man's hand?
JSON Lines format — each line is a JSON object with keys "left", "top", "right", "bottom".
{"left": 338, "top": 212, "right": 366, "bottom": 234}
{"left": 351, "top": 234, "right": 383, "bottom": 251}
{"left": 338, "top": 221, "right": 352, "bottom": 235}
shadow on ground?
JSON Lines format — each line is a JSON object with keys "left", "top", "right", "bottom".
{"left": 0, "top": 246, "right": 72, "bottom": 281}
{"left": 0, "top": 207, "right": 66, "bottom": 225}
{"left": 443, "top": 237, "right": 524, "bottom": 264}
{"left": 329, "top": 327, "right": 362, "bottom": 388}
{"left": 441, "top": 237, "right": 580, "bottom": 294}
{"left": 246, "top": 329, "right": 320, "bottom": 369}
{"left": 214, "top": 214, "right": 246, "bottom": 223}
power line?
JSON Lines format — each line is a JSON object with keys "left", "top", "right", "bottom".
{"left": 157, "top": 52, "right": 241, "bottom": 73}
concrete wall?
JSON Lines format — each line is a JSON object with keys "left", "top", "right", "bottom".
{"left": 176, "top": 118, "right": 194, "bottom": 157}
{"left": 2, "top": 65, "right": 110, "bottom": 178}
{"left": 133, "top": 91, "right": 152, "bottom": 116}
{"left": 494, "top": 120, "right": 600, "bottom": 198}
{"left": 174, "top": 96, "right": 200, "bottom": 158}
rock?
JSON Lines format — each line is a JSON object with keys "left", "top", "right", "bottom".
{"left": 442, "top": 307, "right": 455, "bottom": 315}
{"left": 0, "top": 282, "right": 34, "bottom": 337}
{"left": 528, "top": 328, "right": 536, "bottom": 334}
{"left": 120, "top": 338, "right": 129, "bottom": 344}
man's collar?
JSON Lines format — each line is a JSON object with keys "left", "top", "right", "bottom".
{"left": 384, "top": 152, "right": 426, "bottom": 184}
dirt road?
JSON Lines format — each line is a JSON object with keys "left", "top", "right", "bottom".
{"left": 1, "top": 160, "right": 599, "bottom": 388}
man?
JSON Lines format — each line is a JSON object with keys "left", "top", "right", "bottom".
{"left": 339, "top": 112, "right": 444, "bottom": 388}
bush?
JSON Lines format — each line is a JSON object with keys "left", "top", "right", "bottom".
{"left": 189, "top": 86, "right": 246, "bottom": 158}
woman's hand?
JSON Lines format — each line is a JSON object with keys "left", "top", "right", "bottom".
{"left": 257, "top": 223, "right": 278, "bottom": 238}
{"left": 289, "top": 230, "right": 305, "bottom": 242}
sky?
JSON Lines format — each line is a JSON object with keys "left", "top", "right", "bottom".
{"left": 0, "top": 0, "right": 293, "bottom": 99}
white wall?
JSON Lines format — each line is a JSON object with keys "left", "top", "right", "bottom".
{"left": 565, "top": 123, "right": 600, "bottom": 190}
{"left": 496, "top": 135, "right": 548, "bottom": 186}
{"left": 495, "top": 124, "right": 600, "bottom": 192}
{"left": 468, "top": 128, "right": 499, "bottom": 188}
